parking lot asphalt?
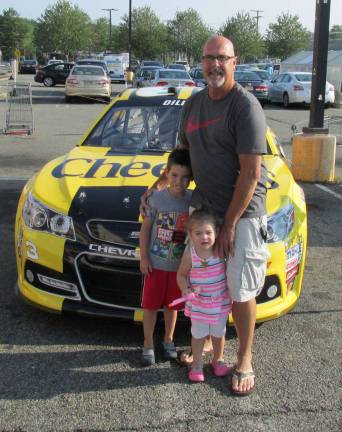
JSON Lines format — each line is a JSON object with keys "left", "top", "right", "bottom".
{"left": 0, "top": 76, "right": 341, "bottom": 431}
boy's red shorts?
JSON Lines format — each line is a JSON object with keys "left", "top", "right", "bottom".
{"left": 141, "top": 269, "right": 183, "bottom": 310}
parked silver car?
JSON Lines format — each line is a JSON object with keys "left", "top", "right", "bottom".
{"left": 268, "top": 72, "right": 335, "bottom": 108}
{"left": 146, "top": 69, "right": 195, "bottom": 88}
{"left": 65, "top": 65, "right": 111, "bottom": 103}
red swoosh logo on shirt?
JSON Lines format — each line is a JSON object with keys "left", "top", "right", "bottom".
{"left": 186, "top": 116, "right": 223, "bottom": 133}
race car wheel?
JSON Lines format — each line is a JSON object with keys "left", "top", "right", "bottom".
{"left": 283, "top": 93, "right": 290, "bottom": 108}
{"left": 43, "top": 76, "right": 55, "bottom": 87}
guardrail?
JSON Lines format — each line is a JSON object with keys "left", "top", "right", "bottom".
{"left": 291, "top": 116, "right": 342, "bottom": 145}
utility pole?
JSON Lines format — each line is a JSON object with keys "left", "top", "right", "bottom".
{"left": 251, "top": 9, "right": 263, "bottom": 34}
{"left": 305, "top": 0, "right": 331, "bottom": 131}
{"left": 102, "top": 8, "right": 118, "bottom": 53}
{"left": 292, "top": 0, "right": 336, "bottom": 183}
{"left": 128, "top": 0, "right": 132, "bottom": 71}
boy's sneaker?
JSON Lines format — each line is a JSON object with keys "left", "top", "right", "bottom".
{"left": 161, "top": 341, "right": 178, "bottom": 360}
{"left": 141, "top": 347, "right": 155, "bottom": 366}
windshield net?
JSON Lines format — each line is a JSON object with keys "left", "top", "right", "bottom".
{"left": 83, "top": 105, "right": 181, "bottom": 153}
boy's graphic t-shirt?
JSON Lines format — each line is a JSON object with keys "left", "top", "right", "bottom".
{"left": 147, "top": 189, "right": 191, "bottom": 271}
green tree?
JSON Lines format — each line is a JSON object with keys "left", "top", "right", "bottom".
{"left": 219, "top": 12, "right": 264, "bottom": 63}
{"left": 0, "top": 8, "right": 32, "bottom": 60}
{"left": 89, "top": 17, "right": 110, "bottom": 54}
{"left": 330, "top": 24, "right": 342, "bottom": 40}
{"left": 117, "top": 6, "right": 168, "bottom": 60}
{"left": 265, "top": 13, "right": 311, "bottom": 60}
{"left": 168, "top": 9, "right": 213, "bottom": 64}
{"left": 34, "top": 0, "right": 92, "bottom": 60}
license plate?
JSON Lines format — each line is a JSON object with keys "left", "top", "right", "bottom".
{"left": 245, "top": 85, "right": 253, "bottom": 91}
{"left": 84, "top": 81, "right": 97, "bottom": 87}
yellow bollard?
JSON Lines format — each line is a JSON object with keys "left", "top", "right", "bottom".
{"left": 291, "top": 133, "right": 336, "bottom": 182}
{"left": 127, "top": 71, "right": 134, "bottom": 82}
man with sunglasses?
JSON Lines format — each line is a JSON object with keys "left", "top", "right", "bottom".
{"left": 178, "top": 35, "right": 269, "bottom": 396}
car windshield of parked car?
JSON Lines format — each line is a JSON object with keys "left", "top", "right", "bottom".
{"left": 294, "top": 74, "right": 312, "bottom": 82}
{"left": 72, "top": 66, "right": 105, "bottom": 76}
{"left": 159, "top": 70, "right": 189, "bottom": 79}
{"left": 254, "top": 70, "right": 270, "bottom": 80}
{"left": 235, "top": 71, "right": 261, "bottom": 81}
{"left": 83, "top": 105, "right": 180, "bottom": 153}
{"left": 143, "top": 61, "right": 162, "bottom": 67}
{"left": 195, "top": 70, "right": 204, "bottom": 79}
{"left": 168, "top": 64, "right": 186, "bottom": 70}
{"left": 23, "top": 60, "right": 36, "bottom": 65}
{"left": 139, "top": 69, "right": 157, "bottom": 78}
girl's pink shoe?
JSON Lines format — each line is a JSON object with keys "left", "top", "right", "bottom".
{"left": 211, "top": 361, "right": 232, "bottom": 377}
{"left": 188, "top": 368, "right": 205, "bottom": 382}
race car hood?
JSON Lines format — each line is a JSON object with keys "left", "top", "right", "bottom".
{"left": 31, "top": 146, "right": 168, "bottom": 217}
{"left": 30, "top": 146, "right": 298, "bottom": 220}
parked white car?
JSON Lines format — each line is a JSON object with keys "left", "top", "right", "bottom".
{"left": 268, "top": 72, "right": 335, "bottom": 108}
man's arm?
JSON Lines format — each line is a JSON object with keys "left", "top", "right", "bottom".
{"left": 215, "top": 153, "right": 262, "bottom": 258}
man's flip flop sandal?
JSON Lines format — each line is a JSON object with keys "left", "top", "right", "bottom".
{"left": 231, "top": 370, "right": 256, "bottom": 396}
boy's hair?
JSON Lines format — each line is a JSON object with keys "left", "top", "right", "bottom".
{"left": 187, "top": 208, "right": 218, "bottom": 232}
{"left": 166, "top": 148, "right": 192, "bottom": 178}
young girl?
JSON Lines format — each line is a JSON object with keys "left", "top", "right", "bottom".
{"left": 177, "top": 209, "right": 232, "bottom": 382}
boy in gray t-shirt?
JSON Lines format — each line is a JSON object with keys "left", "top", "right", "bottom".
{"left": 139, "top": 149, "right": 192, "bottom": 366}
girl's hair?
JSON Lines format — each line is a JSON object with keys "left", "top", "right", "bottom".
{"left": 187, "top": 208, "right": 218, "bottom": 233}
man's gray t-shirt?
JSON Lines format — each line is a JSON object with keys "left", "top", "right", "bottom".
{"left": 179, "top": 83, "right": 267, "bottom": 219}
{"left": 146, "top": 189, "right": 191, "bottom": 271}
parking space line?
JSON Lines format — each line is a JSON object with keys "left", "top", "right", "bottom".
{"left": 315, "top": 184, "right": 342, "bottom": 201}
{"left": 0, "top": 176, "right": 30, "bottom": 181}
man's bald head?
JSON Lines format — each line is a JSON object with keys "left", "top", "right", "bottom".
{"left": 203, "top": 35, "right": 235, "bottom": 57}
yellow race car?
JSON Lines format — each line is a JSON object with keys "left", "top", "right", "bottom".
{"left": 14, "top": 86, "right": 307, "bottom": 324}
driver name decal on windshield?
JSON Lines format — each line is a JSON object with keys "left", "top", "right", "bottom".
{"left": 162, "top": 100, "right": 186, "bottom": 106}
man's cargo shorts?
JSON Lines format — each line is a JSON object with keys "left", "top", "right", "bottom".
{"left": 227, "top": 215, "right": 270, "bottom": 302}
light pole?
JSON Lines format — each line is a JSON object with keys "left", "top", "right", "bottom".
{"left": 102, "top": 8, "right": 118, "bottom": 53}
{"left": 128, "top": 0, "right": 132, "bottom": 71}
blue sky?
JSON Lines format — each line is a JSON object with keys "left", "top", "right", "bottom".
{"left": 2, "top": 0, "right": 342, "bottom": 35}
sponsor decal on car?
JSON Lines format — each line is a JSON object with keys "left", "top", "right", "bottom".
{"left": 285, "top": 237, "right": 303, "bottom": 283}
{"left": 52, "top": 159, "right": 166, "bottom": 179}
{"left": 89, "top": 243, "right": 138, "bottom": 259}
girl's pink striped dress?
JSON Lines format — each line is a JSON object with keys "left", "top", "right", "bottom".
{"left": 185, "top": 247, "right": 232, "bottom": 324}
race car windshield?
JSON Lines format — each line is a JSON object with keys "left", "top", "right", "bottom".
{"left": 82, "top": 105, "right": 181, "bottom": 153}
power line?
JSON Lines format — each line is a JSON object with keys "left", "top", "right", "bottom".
{"left": 251, "top": 9, "right": 263, "bottom": 33}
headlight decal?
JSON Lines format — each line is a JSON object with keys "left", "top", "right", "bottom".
{"left": 22, "top": 192, "right": 76, "bottom": 241}
{"left": 267, "top": 204, "right": 295, "bottom": 243}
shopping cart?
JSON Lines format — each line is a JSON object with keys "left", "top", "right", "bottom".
{"left": 4, "top": 81, "right": 34, "bottom": 135}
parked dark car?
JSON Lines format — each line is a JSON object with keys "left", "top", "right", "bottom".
{"left": 234, "top": 70, "right": 269, "bottom": 106}
{"left": 140, "top": 60, "right": 163, "bottom": 68}
{"left": 34, "top": 62, "right": 74, "bottom": 87}
{"left": 189, "top": 67, "right": 206, "bottom": 87}
{"left": 20, "top": 60, "right": 38, "bottom": 74}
